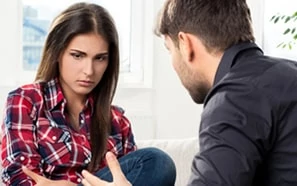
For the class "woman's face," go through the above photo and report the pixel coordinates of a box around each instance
[58,32,109,100]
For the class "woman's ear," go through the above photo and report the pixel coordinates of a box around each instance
[177,32,194,63]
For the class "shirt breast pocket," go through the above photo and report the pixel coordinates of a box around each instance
[37,118,72,165]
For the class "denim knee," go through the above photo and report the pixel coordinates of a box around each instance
[137,147,176,185]
[87,147,177,186]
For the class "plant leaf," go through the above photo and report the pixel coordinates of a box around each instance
[292,28,296,34]
[283,28,291,35]
[285,16,291,23]
[277,42,284,48]
[289,43,292,50]
[274,16,280,23]
[294,34,297,40]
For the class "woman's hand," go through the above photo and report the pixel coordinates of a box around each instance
[22,166,76,186]
[81,152,131,186]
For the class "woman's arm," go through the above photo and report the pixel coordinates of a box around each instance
[120,114,137,154]
[1,92,41,185]
[22,166,76,186]
[111,106,137,155]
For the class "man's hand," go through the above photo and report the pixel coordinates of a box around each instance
[22,166,76,186]
[81,152,131,186]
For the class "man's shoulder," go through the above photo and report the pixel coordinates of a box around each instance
[223,55,297,93]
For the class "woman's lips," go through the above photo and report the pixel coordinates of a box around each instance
[77,80,95,87]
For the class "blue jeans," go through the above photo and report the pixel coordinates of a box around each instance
[79,147,176,186]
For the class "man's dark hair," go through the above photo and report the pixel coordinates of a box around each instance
[155,0,255,52]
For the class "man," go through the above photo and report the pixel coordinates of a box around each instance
[155,1,297,185]
[24,0,297,185]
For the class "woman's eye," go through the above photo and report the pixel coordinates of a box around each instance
[95,55,108,62]
[70,53,83,60]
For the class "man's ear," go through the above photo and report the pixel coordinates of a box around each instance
[178,32,194,63]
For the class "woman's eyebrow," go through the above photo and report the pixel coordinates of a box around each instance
[70,49,109,56]
[69,49,86,55]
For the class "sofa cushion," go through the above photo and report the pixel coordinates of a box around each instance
[137,137,199,186]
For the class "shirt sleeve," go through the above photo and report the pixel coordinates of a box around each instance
[188,82,273,186]
[111,106,137,155]
[1,92,42,186]
[120,114,137,154]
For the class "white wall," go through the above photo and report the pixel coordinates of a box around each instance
[152,37,203,139]
[0,1,22,119]
[247,0,264,47]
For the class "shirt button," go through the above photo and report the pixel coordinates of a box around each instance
[80,119,84,124]
[77,178,82,183]
[52,136,57,141]
[20,156,25,161]
[84,159,89,164]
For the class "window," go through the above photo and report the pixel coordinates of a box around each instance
[20,0,153,87]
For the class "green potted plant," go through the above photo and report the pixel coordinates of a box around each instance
[270,11,297,49]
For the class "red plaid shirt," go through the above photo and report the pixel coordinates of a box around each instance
[1,79,136,185]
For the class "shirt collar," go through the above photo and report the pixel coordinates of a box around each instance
[85,95,95,116]
[213,42,263,85]
[43,78,64,111]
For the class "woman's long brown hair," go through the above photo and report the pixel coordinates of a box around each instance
[35,2,119,171]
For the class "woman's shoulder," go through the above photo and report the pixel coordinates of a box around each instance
[9,82,43,96]
[110,105,132,130]
[111,105,131,122]
[7,82,45,104]
[111,105,125,115]
[111,105,127,122]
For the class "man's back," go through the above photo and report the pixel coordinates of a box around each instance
[189,42,297,185]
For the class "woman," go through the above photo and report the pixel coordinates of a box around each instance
[1,2,176,186]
